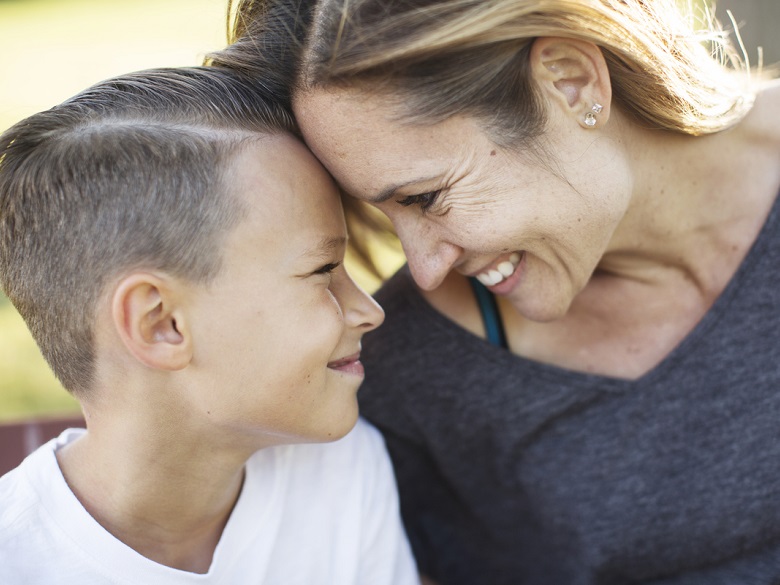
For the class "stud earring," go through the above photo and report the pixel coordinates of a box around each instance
[584,103,603,128]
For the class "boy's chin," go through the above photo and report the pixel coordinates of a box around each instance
[313,400,361,444]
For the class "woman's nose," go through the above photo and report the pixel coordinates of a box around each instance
[395,220,462,291]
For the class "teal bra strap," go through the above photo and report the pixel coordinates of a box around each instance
[467,277,508,349]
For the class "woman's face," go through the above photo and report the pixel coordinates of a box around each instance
[294,88,632,322]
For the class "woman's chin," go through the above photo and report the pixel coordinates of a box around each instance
[509,289,575,323]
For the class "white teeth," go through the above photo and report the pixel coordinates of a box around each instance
[476,253,522,287]
[497,261,515,278]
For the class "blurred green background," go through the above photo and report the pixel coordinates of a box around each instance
[0,0,778,422]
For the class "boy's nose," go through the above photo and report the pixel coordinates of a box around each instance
[340,272,385,333]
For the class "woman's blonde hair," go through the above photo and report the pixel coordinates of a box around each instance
[219,0,758,136]
[210,0,762,275]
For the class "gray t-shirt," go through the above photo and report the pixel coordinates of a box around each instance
[359,194,780,585]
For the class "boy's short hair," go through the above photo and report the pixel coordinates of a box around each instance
[0,66,297,395]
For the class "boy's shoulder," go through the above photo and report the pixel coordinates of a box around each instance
[238,416,395,535]
[0,462,47,574]
[234,417,418,584]
[0,428,81,520]
[0,428,87,579]
[0,455,41,527]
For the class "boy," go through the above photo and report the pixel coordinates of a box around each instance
[0,66,418,584]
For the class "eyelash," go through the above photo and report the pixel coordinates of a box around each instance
[313,261,341,276]
[397,190,442,213]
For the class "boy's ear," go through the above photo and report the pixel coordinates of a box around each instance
[530,37,612,128]
[111,273,193,371]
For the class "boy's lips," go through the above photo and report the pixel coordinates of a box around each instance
[327,352,365,376]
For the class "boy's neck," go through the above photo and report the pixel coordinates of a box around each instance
[56,420,246,574]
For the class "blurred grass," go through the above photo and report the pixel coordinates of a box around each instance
[0,0,403,422]
[0,295,79,420]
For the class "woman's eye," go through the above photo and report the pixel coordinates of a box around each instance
[397,190,441,212]
[313,261,341,276]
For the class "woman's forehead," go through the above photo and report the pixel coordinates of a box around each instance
[294,87,396,138]
[294,88,486,194]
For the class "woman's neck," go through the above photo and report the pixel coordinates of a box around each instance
[602,87,780,298]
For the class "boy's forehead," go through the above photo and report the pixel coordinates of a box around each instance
[230,134,327,195]
[224,135,346,254]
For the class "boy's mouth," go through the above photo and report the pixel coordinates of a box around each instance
[327,353,365,376]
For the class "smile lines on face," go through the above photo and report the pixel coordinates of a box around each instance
[475,253,522,287]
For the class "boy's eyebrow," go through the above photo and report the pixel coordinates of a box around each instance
[301,235,348,258]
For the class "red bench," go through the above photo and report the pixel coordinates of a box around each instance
[0,415,85,476]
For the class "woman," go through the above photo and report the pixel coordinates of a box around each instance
[209,1,780,583]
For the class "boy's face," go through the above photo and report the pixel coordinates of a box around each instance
[184,135,384,445]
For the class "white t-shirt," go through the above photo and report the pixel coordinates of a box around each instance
[0,418,418,584]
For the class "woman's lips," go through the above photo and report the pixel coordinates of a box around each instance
[488,253,525,295]
[475,252,522,287]
[327,353,365,376]
[473,251,525,295]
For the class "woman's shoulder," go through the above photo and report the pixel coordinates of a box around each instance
[736,79,780,144]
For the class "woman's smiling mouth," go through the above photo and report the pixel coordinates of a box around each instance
[475,252,523,287]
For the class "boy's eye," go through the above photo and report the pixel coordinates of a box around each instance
[397,189,442,212]
[313,261,341,276]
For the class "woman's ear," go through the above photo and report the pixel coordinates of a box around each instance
[530,36,613,129]
[111,273,193,371]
